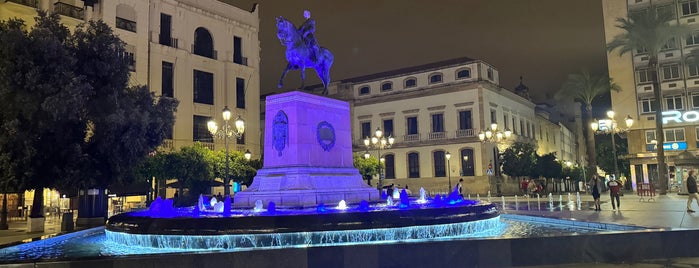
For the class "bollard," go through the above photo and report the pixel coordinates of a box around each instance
[61,212,74,232]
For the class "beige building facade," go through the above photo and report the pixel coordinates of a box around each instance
[603,0,699,191]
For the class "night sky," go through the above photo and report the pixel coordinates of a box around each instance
[228,0,609,104]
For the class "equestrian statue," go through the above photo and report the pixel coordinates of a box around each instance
[276,10,334,95]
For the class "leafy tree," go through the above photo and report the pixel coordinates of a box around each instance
[500,142,537,181]
[210,149,257,189]
[556,70,620,181]
[168,144,213,206]
[535,153,563,188]
[353,153,379,186]
[595,135,630,179]
[607,7,690,194]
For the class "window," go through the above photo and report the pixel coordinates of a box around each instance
[162,61,173,97]
[236,133,245,145]
[689,63,699,77]
[233,36,244,64]
[658,4,676,18]
[193,115,212,142]
[520,121,525,137]
[122,45,135,72]
[687,32,699,46]
[487,68,494,80]
[458,110,472,130]
[361,122,371,139]
[193,27,214,59]
[460,149,474,176]
[692,94,699,109]
[159,13,172,46]
[429,73,443,84]
[665,128,685,142]
[456,68,471,79]
[645,130,656,144]
[431,113,444,133]
[662,38,677,50]
[683,0,699,16]
[636,68,653,83]
[490,109,497,125]
[640,98,657,114]
[115,4,136,32]
[384,154,395,179]
[433,151,446,177]
[406,117,418,135]
[532,125,536,139]
[359,86,370,95]
[236,78,246,109]
[512,117,517,134]
[662,64,680,80]
[503,114,509,130]
[636,47,648,54]
[696,127,699,141]
[381,82,393,91]
[408,152,420,178]
[665,95,683,110]
[193,70,214,104]
[383,119,393,137]
[404,78,417,88]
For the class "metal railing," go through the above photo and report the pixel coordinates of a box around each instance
[5,0,38,8]
[53,2,84,20]
[191,44,217,59]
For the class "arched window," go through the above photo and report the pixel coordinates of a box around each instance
[408,152,420,178]
[460,148,474,176]
[194,27,215,59]
[429,73,443,84]
[456,68,471,79]
[381,82,393,92]
[433,151,446,177]
[359,86,370,95]
[384,154,395,179]
[404,77,417,88]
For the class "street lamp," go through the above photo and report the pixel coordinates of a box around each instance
[478,123,513,151]
[364,127,395,189]
[208,106,245,197]
[244,149,252,161]
[445,151,452,191]
[590,110,633,182]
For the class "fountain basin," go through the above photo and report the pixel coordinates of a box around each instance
[106,200,498,236]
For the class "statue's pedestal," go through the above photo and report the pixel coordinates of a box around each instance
[234,91,379,207]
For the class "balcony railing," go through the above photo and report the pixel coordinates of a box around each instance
[428,132,446,140]
[115,17,136,33]
[404,134,420,143]
[456,129,475,138]
[6,0,38,8]
[234,56,248,66]
[200,142,215,150]
[53,2,84,20]
[191,44,217,60]
[160,139,174,150]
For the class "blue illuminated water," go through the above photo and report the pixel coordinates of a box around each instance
[0,214,641,263]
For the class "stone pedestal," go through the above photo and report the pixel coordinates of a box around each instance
[27,217,45,233]
[234,91,379,207]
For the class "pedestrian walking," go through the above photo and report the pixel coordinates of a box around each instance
[607,178,622,211]
[588,175,602,211]
[687,170,698,213]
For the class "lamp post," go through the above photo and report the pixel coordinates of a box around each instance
[590,110,633,182]
[478,123,513,149]
[446,151,452,191]
[364,128,394,190]
[207,106,245,197]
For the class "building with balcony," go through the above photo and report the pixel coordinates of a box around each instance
[303,57,550,194]
[603,0,699,191]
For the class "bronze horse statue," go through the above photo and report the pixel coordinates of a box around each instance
[276,16,334,95]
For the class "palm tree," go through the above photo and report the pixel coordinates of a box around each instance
[556,70,620,181]
[607,7,690,194]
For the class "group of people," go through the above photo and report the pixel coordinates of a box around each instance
[588,175,623,211]
[520,178,544,197]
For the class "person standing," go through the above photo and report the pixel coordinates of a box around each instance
[588,175,602,211]
[607,178,622,211]
[520,178,528,196]
[687,170,698,213]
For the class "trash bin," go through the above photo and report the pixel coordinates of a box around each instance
[61,212,74,232]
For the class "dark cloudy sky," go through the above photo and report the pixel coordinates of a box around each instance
[229,0,608,102]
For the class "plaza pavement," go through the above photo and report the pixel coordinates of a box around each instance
[1,191,699,267]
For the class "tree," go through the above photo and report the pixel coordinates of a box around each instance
[210,149,258,188]
[535,153,563,189]
[556,70,620,181]
[595,135,630,180]
[607,7,690,194]
[353,153,379,186]
[500,142,537,181]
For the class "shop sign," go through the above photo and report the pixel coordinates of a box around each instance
[662,111,699,124]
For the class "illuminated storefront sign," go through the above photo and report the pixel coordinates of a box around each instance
[646,141,687,151]
[662,111,699,124]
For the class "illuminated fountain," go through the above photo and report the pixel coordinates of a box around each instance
[105,91,500,250]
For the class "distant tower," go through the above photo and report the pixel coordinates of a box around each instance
[514,76,531,100]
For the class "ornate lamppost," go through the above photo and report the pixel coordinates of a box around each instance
[208,106,245,197]
[478,123,512,147]
[446,151,452,191]
[364,128,394,190]
[590,110,633,182]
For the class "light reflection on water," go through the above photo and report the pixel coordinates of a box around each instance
[0,217,607,263]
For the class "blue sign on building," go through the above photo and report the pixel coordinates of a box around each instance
[646,142,687,151]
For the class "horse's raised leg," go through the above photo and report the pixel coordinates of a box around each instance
[278,63,293,88]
